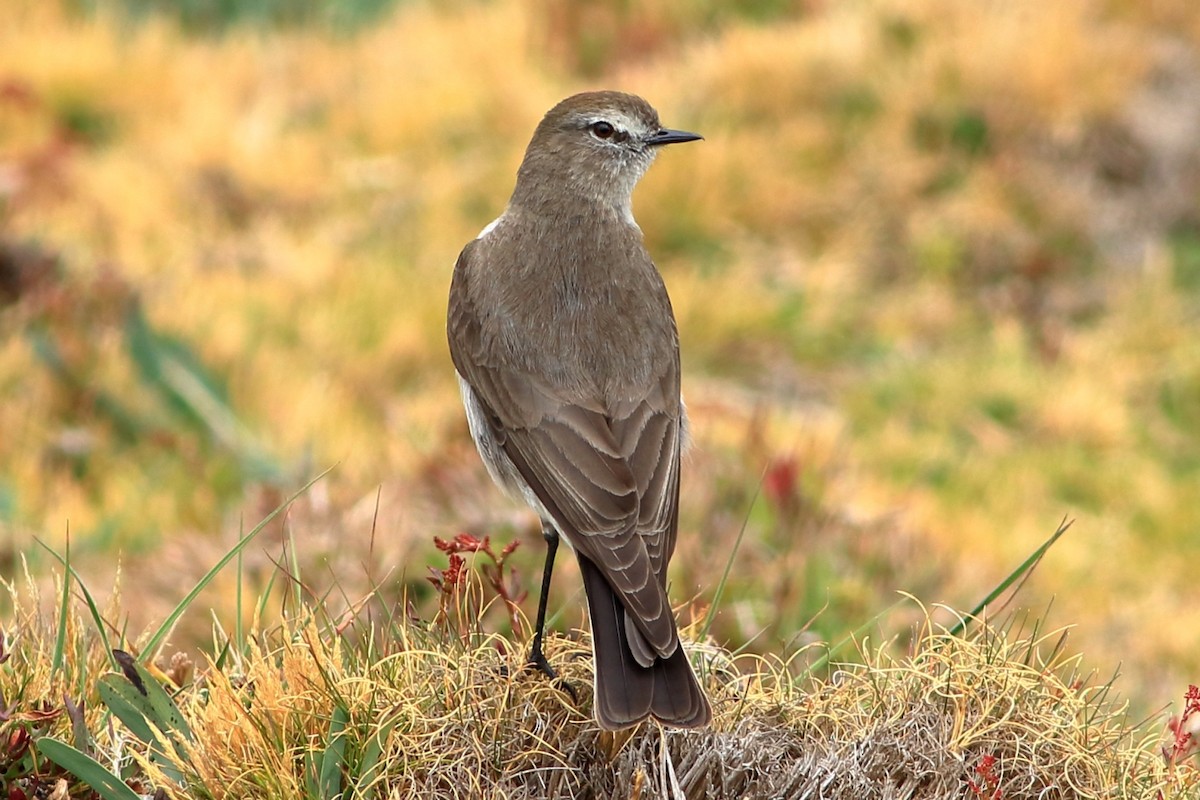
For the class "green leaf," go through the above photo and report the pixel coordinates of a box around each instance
[113,651,193,741]
[98,653,192,784]
[318,705,349,799]
[357,716,397,799]
[124,302,229,425]
[35,738,143,800]
[63,693,93,755]
[99,661,192,742]
[97,674,156,743]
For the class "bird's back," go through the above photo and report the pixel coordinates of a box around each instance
[451,205,680,416]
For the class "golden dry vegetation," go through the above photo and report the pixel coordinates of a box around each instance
[3,0,1200,795]
[6,569,1200,798]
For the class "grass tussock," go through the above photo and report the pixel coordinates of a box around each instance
[4,559,1199,799]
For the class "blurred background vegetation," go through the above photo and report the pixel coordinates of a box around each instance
[2,0,1199,722]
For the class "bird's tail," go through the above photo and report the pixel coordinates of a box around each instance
[578,555,712,730]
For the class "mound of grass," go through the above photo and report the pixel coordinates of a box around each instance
[154,622,1194,798]
[3,534,1198,799]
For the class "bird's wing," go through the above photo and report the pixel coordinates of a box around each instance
[608,385,681,584]
[448,244,680,657]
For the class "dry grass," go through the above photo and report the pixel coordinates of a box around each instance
[5,564,1199,799]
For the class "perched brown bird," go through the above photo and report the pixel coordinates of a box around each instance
[447,90,710,730]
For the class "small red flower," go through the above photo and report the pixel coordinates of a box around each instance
[966,754,1002,799]
[1164,684,1200,769]
[427,553,467,593]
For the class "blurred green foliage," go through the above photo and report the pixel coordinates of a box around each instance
[76,0,401,32]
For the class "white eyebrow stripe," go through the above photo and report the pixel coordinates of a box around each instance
[587,112,631,130]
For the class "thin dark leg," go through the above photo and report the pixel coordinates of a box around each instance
[527,522,560,679]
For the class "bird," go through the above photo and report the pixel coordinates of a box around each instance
[447,90,711,730]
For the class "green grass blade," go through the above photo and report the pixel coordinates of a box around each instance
[214,636,233,672]
[51,530,70,675]
[700,475,763,642]
[357,716,397,800]
[948,516,1073,638]
[36,738,143,800]
[35,537,118,672]
[236,515,245,653]
[318,704,349,799]
[139,467,334,662]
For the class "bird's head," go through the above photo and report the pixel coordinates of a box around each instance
[512,91,701,219]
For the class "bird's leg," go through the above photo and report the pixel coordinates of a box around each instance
[527,521,560,680]
[524,522,578,701]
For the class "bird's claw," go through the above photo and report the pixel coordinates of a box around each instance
[526,646,578,702]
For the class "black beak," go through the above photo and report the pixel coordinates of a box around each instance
[647,128,703,147]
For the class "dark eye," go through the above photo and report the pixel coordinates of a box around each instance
[590,121,615,139]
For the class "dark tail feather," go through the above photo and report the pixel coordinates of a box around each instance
[578,555,712,730]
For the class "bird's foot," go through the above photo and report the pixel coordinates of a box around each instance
[526,643,578,701]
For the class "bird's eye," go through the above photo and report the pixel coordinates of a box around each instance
[590,121,616,140]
